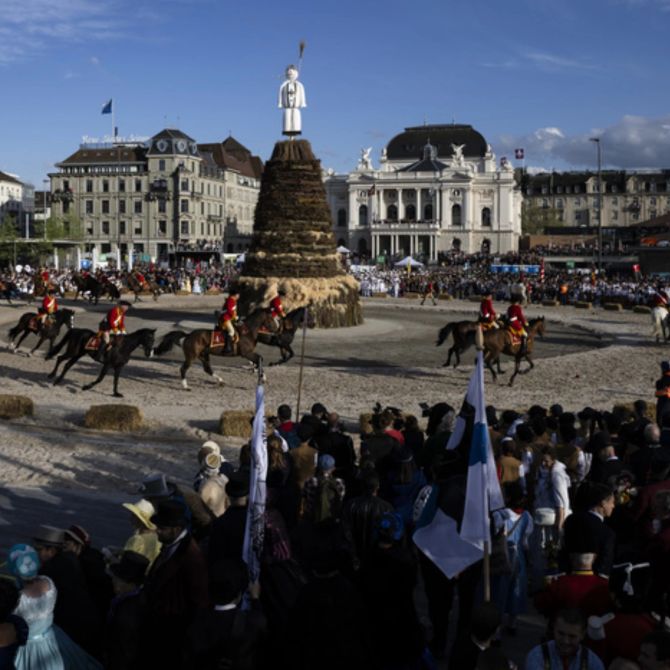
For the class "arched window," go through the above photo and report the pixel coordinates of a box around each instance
[481,238,491,254]
[387,204,398,221]
[406,204,416,221]
[226,243,234,253]
[452,238,461,251]
[424,203,433,220]
[337,208,347,227]
[481,207,491,227]
[452,204,462,226]
[358,238,368,254]
[358,204,368,226]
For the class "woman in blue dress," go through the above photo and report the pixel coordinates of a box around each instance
[8,544,102,670]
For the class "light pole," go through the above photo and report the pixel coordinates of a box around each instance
[42,178,49,240]
[589,137,602,272]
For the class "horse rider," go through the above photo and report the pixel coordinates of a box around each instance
[40,267,50,284]
[421,278,437,306]
[38,289,58,329]
[134,269,147,289]
[479,290,499,330]
[218,287,240,353]
[270,289,287,329]
[95,300,131,360]
[652,284,669,310]
[507,295,529,355]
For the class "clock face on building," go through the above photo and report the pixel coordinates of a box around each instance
[189,142,198,155]
[176,139,187,153]
[156,139,169,153]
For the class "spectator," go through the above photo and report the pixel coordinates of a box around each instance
[208,473,250,564]
[0,578,26,670]
[121,499,161,565]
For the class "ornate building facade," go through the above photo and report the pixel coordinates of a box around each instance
[49,129,261,264]
[324,124,522,260]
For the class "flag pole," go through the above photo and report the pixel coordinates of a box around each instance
[295,304,309,419]
[111,99,115,141]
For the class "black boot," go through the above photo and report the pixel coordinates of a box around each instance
[519,336,528,356]
[224,335,233,354]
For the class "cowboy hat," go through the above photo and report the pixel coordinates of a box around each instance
[122,499,156,530]
[31,525,64,548]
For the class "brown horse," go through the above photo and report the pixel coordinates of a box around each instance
[436,320,480,368]
[126,273,161,302]
[483,317,546,386]
[153,307,279,390]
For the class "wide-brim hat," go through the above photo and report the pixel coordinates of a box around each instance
[108,550,150,584]
[138,473,176,499]
[31,525,65,547]
[63,525,90,547]
[150,500,188,528]
[122,499,156,530]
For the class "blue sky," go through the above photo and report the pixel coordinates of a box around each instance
[1,0,670,186]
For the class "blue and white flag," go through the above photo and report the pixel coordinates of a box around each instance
[101,99,113,115]
[243,381,267,585]
[414,349,503,577]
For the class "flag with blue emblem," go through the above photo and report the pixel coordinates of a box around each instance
[101,99,113,115]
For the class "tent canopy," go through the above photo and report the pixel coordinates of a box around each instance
[336,245,351,254]
[394,256,424,268]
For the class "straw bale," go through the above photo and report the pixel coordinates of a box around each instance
[542,300,560,307]
[0,395,34,420]
[372,292,388,299]
[604,303,623,311]
[404,293,420,300]
[575,301,592,309]
[84,404,143,431]
[218,410,272,438]
[438,294,453,301]
[633,305,652,314]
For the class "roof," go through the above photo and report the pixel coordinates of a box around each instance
[398,158,448,173]
[150,128,196,142]
[221,136,251,159]
[386,124,488,161]
[0,171,22,185]
[198,141,263,180]
[629,212,670,229]
[57,146,147,166]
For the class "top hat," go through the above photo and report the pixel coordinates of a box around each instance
[109,550,150,584]
[150,500,188,528]
[138,473,176,498]
[225,472,249,499]
[31,525,65,547]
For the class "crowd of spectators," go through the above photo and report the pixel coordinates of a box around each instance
[1,363,670,669]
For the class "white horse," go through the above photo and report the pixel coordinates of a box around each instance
[651,306,670,342]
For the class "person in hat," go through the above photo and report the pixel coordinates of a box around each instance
[121,499,161,566]
[104,551,150,670]
[506,294,529,355]
[217,286,240,353]
[30,525,102,656]
[301,453,346,524]
[37,288,58,329]
[10,544,103,670]
[655,362,670,427]
[194,449,229,518]
[208,472,249,566]
[479,290,499,330]
[269,288,287,329]
[95,300,131,361]
[140,500,208,668]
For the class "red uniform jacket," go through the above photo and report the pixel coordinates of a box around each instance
[534,572,610,620]
[42,295,57,314]
[652,291,669,307]
[480,298,496,322]
[106,306,126,333]
[507,304,527,327]
[40,271,49,283]
[270,296,284,318]
[221,296,237,322]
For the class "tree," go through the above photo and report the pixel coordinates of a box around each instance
[521,203,562,236]
[0,214,18,241]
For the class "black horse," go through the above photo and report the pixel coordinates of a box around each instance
[71,273,120,304]
[8,309,75,356]
[256,307,315,365]
[46,328,156,397]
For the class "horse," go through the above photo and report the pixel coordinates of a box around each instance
[651,306,670,343]
[482,317,546,387]
[436,320,480,368]
[7,308,75,356]
[46,328,156,397]
[0,278,16,305]
[126,273,161,302]
[71,273,120,304]
[256,307,316,365]
[153,308,279,390]
[27,277,64,304]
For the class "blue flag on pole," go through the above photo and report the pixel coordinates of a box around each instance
[101,99,112,115]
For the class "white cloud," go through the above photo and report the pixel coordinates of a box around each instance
[495,114,670,169]
[90,56,100,66]
[482,50,597,72]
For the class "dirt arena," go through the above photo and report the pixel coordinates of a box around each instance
[0,294,666,494]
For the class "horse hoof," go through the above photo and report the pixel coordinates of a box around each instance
[82,385,91,391]
[113,393,124,398]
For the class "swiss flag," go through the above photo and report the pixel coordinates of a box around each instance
[514,148,524,160]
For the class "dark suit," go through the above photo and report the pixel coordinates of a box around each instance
[141,532,209,669]
[104,590,144,670]
[208,505,248,565]
[560,511,616,577]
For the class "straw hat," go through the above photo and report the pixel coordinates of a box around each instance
[122,499,156,530]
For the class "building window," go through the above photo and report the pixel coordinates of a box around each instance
[575,197,581,206]
[159,159,166,171]
[387,204,398,221]
[134,200,142,214]
[86,179,93,193]
[423,204,433,220]
[650,196,657,205]
[481,238,491,254]
[180,221,189,236]
[102,180,109,193]
[336,209,346,227]
[181,179,189,192]
[102,200,110,214]
[85,200,94,214]
[612,211,618,220]
[556,199,564,209]
[102,221,110,235]
[451,204,462,226]
[481,207,491,227]
[158,200,166,213]
[119,221,126,235]
[181,199,189,213]
[119,200,126,214]
[63,200,70,214]
[119,179,126,192]
[135,224,142,235]
[452,238,461,251]
[405,204,416,221]
[158,220,167,235]
[200,222,204,235]
[358,204,368,226]
[134,179,142,192]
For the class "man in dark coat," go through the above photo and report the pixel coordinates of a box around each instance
[656,361,670,426]
[208,473,249,565]
[140,500,209,669]
[560,483,616,577]
[315,412,357,487]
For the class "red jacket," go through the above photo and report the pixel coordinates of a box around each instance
[221,296,238,322]
[507,304,527,326]
[480,298,496,322]
[270,296,285,318]
[40,270,49,282]
[652,291,669,307]
[42,295,57,314]
[535,572,610,619]
[106,306,126,333]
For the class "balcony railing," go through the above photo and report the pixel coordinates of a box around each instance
[370,219,440,230]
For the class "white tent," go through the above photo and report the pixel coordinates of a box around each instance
[336,245,351,254]
[394,256,424,268]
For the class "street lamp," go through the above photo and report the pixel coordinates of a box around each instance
[589,137,602,272]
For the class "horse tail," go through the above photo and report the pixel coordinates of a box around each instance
[154,330,187,356]
[45,329,71,360]
[436,322,454,347]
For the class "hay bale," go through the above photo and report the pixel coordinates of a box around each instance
[63,291,77,299]
[542,300,560,307]
[219,410,256,438]
[404,292,420,299]
[438,294,453,301]
[575,301,592,309]
[0,395,33,420]
[206,288,221,295]
[176,290,191,296]
[84,404,143,431]
[469,295,482,302]
[633,305,652,314]
[604,303,623,311]
[372,292,389,299]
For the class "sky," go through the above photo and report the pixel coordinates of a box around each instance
[1,0,670,186]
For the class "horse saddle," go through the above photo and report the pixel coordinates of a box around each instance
[29,316,40,330]
[86,335,102,351]
[506,330,522,346]
[210,330,227,348]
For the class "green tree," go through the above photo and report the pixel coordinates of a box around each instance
[0,214,18,241]
[521,203,562,235]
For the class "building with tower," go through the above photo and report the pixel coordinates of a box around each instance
[323,124,522,260]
